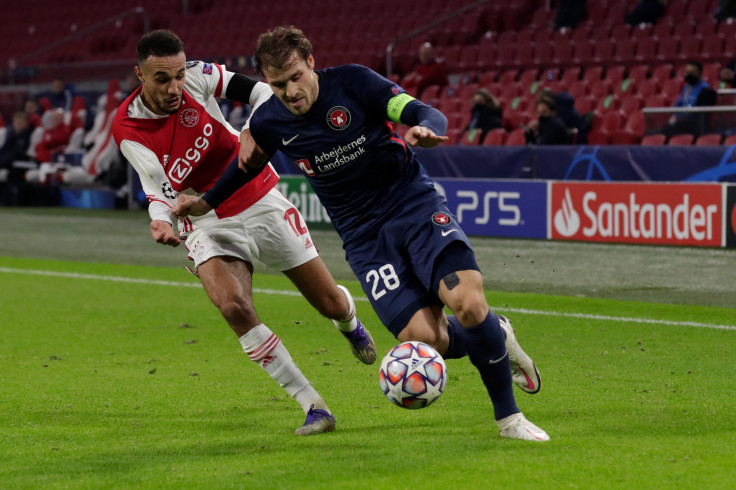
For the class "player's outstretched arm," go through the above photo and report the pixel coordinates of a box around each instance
[403,126,448,148]
[393,96,448,149]
[150,219,181,247]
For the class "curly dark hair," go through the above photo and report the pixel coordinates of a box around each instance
[137,29,184,62]
[255,26,312,75]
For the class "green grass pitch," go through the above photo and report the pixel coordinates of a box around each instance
[1,255,735,489]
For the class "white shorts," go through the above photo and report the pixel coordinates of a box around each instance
[181,188,318,271]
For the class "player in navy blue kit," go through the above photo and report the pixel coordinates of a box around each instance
[176,26,549,441]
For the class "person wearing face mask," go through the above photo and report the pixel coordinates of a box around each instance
[525,97,571,145]
[663,61,717,140]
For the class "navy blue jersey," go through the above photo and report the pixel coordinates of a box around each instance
[249,64,440,245]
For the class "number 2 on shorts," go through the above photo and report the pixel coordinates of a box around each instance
[366,264,400,300]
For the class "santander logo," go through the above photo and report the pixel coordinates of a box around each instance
[551,183,722,247]
[553,188,580,237]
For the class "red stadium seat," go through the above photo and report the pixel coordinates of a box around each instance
[641,134,667,145]
[567,80,590,100]
[636,79,659,99]
[627,65,650,85]
[482,128,507,145]
[599,110,625,133]
[518,68,540,87]
[593,39,616,65]
[656,36,680,64]
[662,78,684,101]
[634,38,658,63]
[605,65,627,87]
[723,134,736,145]
[672,20,695,38]
[505,128,527,145]
[512,42,534,69]
[459,129,484,146]
[587,129,610,145]
[678,36,703,62]
[695,134,722,146]
[606,4,628,23]
[611,23,631,41]
[575,95,597,114]
[668,134,694,145]
[478,71,498,86]
[700,34,724,62]
[560,67,582,86]
[590,79,613,99]
[532,43,554,69]
[573,40,596,65]
[582,66,604,84]
[643,94,668,107]
[620,94,644,113]
[651,64,674,83]
[498,70,519,86]
[552,39,575,66]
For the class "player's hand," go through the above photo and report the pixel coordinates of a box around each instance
[239,128,269,172]
[150,220,180,247]
[404,126,449,148]
[173,194,212,218]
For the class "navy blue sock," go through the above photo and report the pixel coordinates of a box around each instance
[463,311,519,420]
[443,315,468,359]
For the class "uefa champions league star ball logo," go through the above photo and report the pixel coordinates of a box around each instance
[179,108,199,128]
[326,106,351,131]
[161,182,177,200]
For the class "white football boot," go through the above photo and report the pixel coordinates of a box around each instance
[497,412,550,441]
[498,315,541,394]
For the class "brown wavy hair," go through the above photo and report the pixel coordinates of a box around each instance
[255,26,313,75]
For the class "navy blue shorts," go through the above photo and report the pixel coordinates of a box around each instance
[345,200,480,338]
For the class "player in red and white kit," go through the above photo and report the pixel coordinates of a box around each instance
[112,29,376,435]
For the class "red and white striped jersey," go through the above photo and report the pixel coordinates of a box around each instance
[112,61,277,224]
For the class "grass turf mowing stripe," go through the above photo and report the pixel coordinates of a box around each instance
[2,266,734,331]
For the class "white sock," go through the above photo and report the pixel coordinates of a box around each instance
[239,324,328,413]
[332,285,358,333]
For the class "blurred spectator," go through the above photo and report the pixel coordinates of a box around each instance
[714,0,736,21]
[34,109,71,163]
[23,98,42,129]
[47,78,74,111]
[525,98,571,145]
[0,111,33,170]
[120,72,141,98]
[718,58,736,88]
[554,0,587,29]
[625,0,666,26]
[400,42,449,98]
[537,88,588,143]
[459,88,503,144]
[663,61,717,139]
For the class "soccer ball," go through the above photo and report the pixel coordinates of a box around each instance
[378,341,447,409]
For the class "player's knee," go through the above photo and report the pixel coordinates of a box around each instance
[448,294,488,326]
[218,298,259,327]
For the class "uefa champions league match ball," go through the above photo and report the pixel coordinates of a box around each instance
[378,341,447,409]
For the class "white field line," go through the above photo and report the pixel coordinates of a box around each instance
[2,267,735,331]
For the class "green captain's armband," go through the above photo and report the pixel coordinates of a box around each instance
[386,93,415,124]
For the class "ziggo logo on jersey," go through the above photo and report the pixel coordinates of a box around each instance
[167,123,213,184]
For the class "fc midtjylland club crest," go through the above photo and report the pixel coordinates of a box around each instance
[432,212,451,225]
[326,106,351,130]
